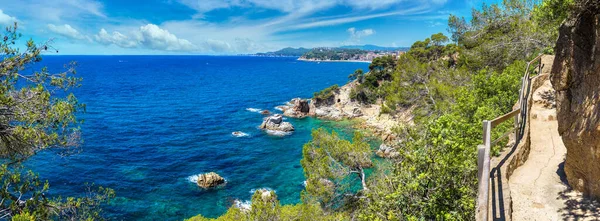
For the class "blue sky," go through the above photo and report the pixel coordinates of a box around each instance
[0,0,498,55]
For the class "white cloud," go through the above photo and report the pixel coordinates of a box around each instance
[138,24,197,51]
[344,27,375,44]
[179,0,433,14]
[0,9,17,26]
[347,27,375,38]
[288,6,429,30]
[95,28,138,48]
[47,24,86,40]
[2,0,105,22]
[94,24,198,52]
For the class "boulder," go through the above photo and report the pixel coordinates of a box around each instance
[375,144,400,159]
[260,110,271,115]
[260,114,295,132]
[267,114,283,124]
[292,98,310,113]
[196,172,225,188]
[551,3,600,197]
[282,98,311,118]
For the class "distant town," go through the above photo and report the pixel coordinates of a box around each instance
[251,45,409,62]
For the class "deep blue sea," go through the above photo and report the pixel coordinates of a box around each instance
[22,56,369,220]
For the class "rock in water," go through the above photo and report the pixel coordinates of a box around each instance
[260,110,271,115]
[259,114,295,132]
[196,172,225,188]
[283,98,311,118]
[551,2,600,197]
[267,114,283,124]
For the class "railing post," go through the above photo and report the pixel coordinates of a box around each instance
[477,144,485,181]
[477,120,492,221]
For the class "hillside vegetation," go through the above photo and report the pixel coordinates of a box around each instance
[301,48,367,61]
[189,0,574,220]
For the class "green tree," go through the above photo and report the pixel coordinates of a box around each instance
[348,69,364,82]
[448,15,469,43]
[300,129,372,211]
[187,189,349,221]
[430,33,449,46]
[0,23,114,220]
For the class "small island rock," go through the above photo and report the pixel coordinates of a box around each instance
[260,114,295,132]
[196,172,225,188]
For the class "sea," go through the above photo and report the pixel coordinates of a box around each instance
[22,56,370,220]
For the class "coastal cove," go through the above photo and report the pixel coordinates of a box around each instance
[21,56,370,220]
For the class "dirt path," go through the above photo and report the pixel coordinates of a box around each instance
[509,57,600,220]
[509,77,570,220]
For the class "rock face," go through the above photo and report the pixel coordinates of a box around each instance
[282,98,311,118]
[259,114,295,132]
[551,3,600,197]
[196,172,225,188]
[375,144,400,158]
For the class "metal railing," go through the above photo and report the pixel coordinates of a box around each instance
[475,54,544,221]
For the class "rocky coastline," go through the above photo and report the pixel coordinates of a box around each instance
[278,81,414,158]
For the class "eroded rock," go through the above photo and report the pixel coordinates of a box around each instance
[551,3,600,197]
[282,98,311,118]
[196,172,225,188]
[260,114,295,132]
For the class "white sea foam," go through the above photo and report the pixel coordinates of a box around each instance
[232,131,249,137]
[246,108,261,113]
[274,106,284,111]
[187,174,227,185]
[249,187,276,194]
[187,174,200,183]
[266,130,292,136]
[302,181,307,187]
[234,200,251,211]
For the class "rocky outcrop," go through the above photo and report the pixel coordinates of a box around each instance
[278,81,413,141]
[260,110,271,115]
[259,114,294,132]
[375,144,400,158]
[196,172,225,188]
[281,98,311,118]
[551,3,600,197]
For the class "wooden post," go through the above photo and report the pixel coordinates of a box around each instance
[477,121,492,221]
[477,144,485,181]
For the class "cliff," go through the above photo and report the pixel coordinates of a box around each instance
[279,81,413,143]
[551,1,600,197]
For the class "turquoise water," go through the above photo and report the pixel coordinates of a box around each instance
[23,56,369,220]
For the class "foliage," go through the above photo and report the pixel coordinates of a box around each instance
[349,56,397,104]
[446,0,558,71]
[190,0,575,220]
[313,84,339,104]
[256,47,311,57]
[301,128,371,211]
[0,23,114,220]
[186,190,349,221]
[348,69,364,82]
[301,48,367,61]
[407,33,457,62]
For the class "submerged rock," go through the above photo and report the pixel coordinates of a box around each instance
[260,110,271,115]
[259,114,295,132]
[196,172,225,188]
